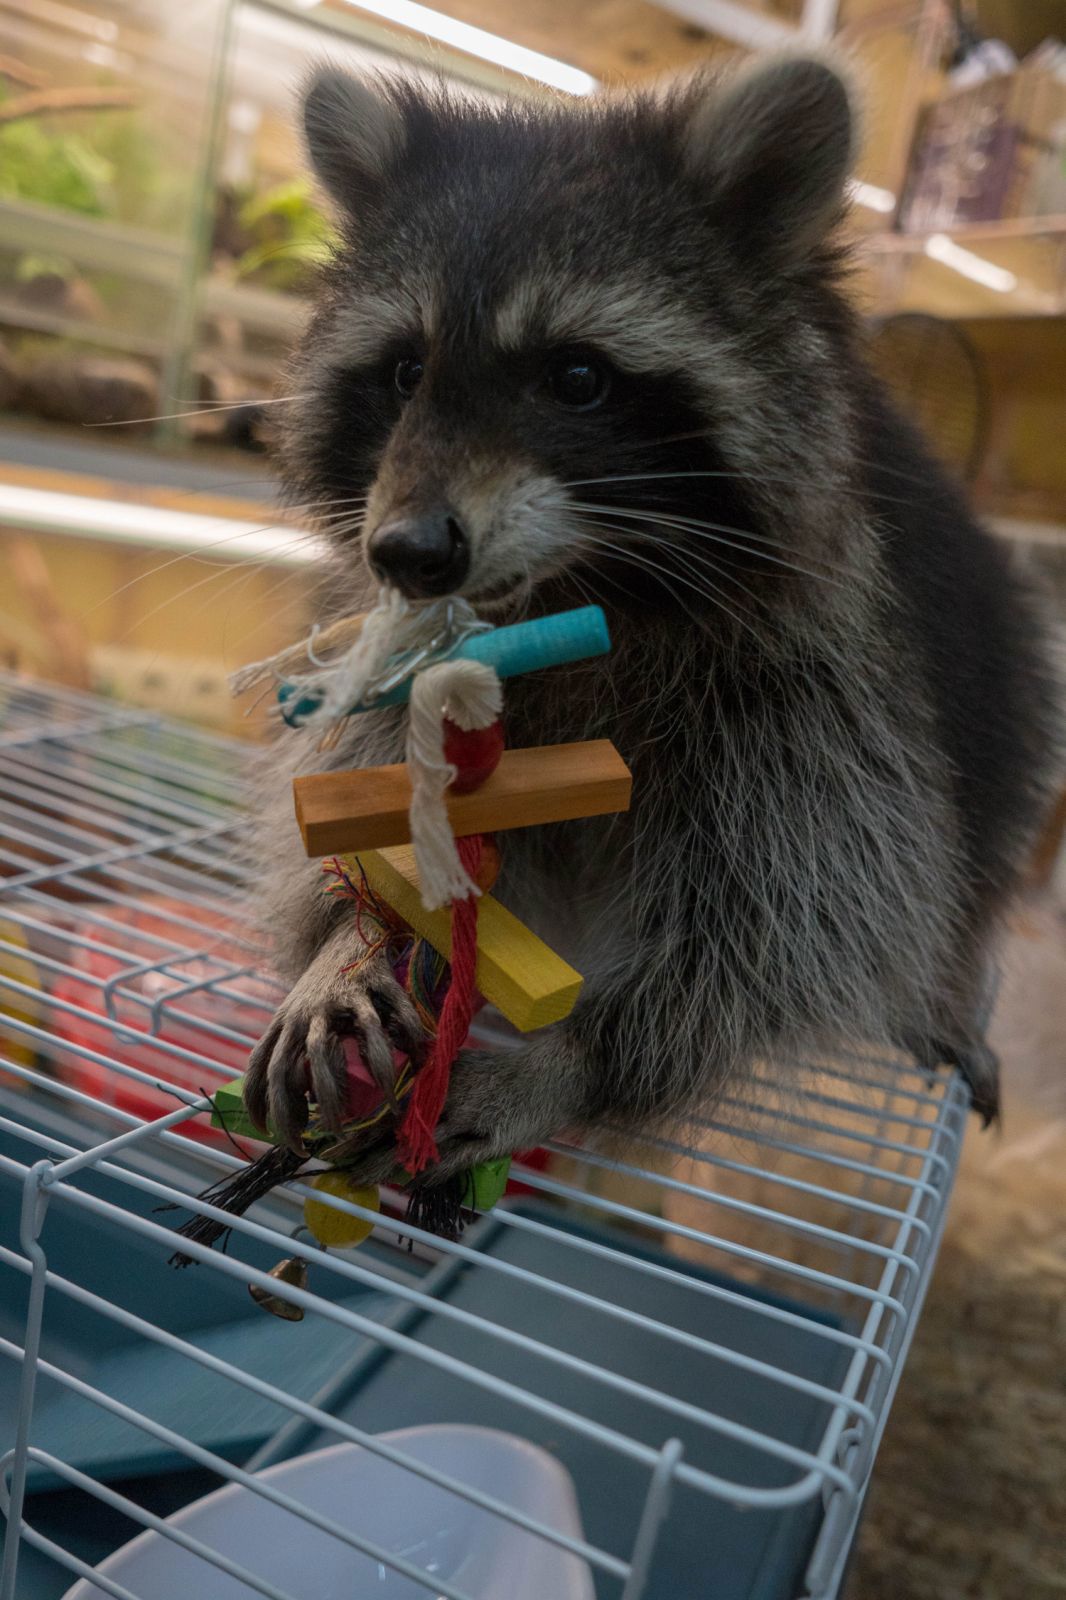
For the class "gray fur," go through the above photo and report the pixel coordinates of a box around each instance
[245,60,1059,1173]
[304,68,407,209]
[683,55,857,260]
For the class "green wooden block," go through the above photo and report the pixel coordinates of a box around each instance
[210,1075,270,1143]
[210,1076,511,1212]
[462,1156,512,1211]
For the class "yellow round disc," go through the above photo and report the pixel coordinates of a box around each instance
[303,1171,380,1247]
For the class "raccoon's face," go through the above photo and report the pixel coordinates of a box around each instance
[283,58,856,623]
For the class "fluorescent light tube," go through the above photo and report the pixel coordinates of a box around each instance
[848,178,896,214]
[0,483,324,565]
[925,232,1018,294]
[339,0,597,95]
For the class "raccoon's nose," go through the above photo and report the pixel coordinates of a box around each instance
[366,512,470,598]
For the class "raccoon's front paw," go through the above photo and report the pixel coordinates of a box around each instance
[424,1044,588,1180]
[244,948,425,1151]
[322,1043,578,1185]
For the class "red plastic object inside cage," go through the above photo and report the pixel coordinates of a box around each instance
[50,901,267,1148]
[48,901,558,1181]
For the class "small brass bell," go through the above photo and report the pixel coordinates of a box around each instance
[248,1255,307,1320]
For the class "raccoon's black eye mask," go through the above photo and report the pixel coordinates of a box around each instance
[388,343,613,415]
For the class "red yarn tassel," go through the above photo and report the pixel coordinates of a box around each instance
[397,833,482,1174]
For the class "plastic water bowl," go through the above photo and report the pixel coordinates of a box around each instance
[63,1424,596,1600]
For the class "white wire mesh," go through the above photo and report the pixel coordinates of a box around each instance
[0,672,970,1600]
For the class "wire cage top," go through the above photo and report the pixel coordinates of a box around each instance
[0,673,969,1600]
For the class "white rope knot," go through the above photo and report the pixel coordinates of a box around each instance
[406,659,503,910]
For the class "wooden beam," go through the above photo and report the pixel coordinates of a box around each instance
[652,0,837,49]
[294,739,631,857]
[0,87,138,124]
[357,844,583,1032]
[650,0,799,50]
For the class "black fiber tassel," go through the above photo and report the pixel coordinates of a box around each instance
[165,1145,305,1267]
[405,1172,471,1243]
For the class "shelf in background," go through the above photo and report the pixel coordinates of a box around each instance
[989,515,1066,548]
[0,196,186,290]
[0,418,276,503]
[854,215,1066,319]
[0,296,170,362]
[0,420,300,563]
[0,198,312,378]
[863,216,1066,250]
[201,279,311,339]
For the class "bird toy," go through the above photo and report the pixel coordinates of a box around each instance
[169,594,630,1289]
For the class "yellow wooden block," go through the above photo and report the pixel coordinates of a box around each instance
[352,845,582,1032]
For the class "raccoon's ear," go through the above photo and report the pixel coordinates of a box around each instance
[682,56,855,260]
[302,68,408,211]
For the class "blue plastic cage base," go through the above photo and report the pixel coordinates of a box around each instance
[269,1203,851,1600]
[6,1186,851,1600]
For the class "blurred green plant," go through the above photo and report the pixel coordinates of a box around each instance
[14,254,75,281]
[233,178,336,291]
[0,113,113,215]
[91,108,187,231]
[0,84,186,232]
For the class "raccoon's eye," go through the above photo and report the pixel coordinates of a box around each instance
[546,352,610,411]
[394,355,424,398]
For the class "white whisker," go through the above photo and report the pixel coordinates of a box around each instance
[578,519,766,614]
[83,524,329,617]
[561,461,932,509]
[84,394,306,429]
[575,525,765,643]
[569,501,844,586]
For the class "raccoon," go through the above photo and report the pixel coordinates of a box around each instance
[245,57,1059,1180]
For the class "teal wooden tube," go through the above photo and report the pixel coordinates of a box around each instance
[372,605,611,709]
[278,605,610,725]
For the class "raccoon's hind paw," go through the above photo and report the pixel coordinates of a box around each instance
[910,1035,1000,1126]
[946,1040,1000,1126]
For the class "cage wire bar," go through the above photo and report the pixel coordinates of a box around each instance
[0,672,970,1600]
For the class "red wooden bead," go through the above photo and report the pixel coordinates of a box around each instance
[338,1038,407,1120]
[444,716,505,793]
[473,834,502,892]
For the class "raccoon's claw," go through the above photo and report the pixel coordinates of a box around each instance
[245,948,425,1151]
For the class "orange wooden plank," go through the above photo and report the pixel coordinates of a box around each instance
[294,739,631,857]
